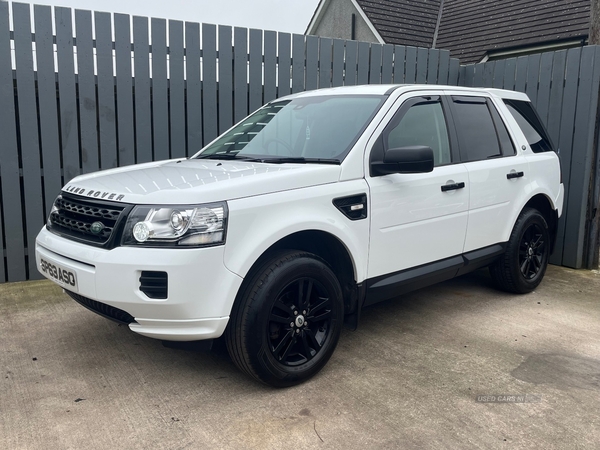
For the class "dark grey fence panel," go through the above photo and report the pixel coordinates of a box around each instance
[264,30,277,102]
[552,48,582,265]
[405,47,417,83]
[217,25,232,134]
[525,54,541,105]
[547,50,567,143]
[0,1,23,281]
[331,38,344,87]
[234,27,248,120]
[278,32,292,96]
[319,37,332,88]
[514,56,528,92]
[437,49,450,85]
[133,16,152,163]
[535,52,554,123]
[369,43,382,84]
[357,41,369,84]
[305,35,318,91]
[55,7,80,182]
[35,5,62,216]
[249,29,263,112]
[291,34,304,93]
[115,13,135,165]
[75,9,99,173]
[382,44,394,84]
[448,58,459,85]
[393,46,405,83]
[502,58,517,90]
[151,18,169,161]
[427,49,439,84]
[416,47,427,83]
[202,24,218,143]
[492,59,505,88]
[13,3,43,279]
[169,20,186,159]
[344,40,358,85]
[96,12,118,169]
[481,61,494,87]
[563,47,600,268]
[186,22,202,153]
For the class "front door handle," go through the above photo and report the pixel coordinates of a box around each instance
[441,182,465,192]
[507,171,524,179]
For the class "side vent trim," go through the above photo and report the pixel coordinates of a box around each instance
[333,194,368,221]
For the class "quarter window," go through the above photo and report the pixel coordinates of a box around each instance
[503,99,554,153]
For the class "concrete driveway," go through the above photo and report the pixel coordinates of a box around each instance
[1,265,599,449]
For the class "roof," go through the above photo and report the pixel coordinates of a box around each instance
[307,0,591,64]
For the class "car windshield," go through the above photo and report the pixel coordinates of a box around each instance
[194,95,385,163]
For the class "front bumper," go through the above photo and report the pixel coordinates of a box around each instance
[35,226,243,341]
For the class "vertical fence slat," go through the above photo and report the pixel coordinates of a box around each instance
[416,47,428,83]
[492,59,505,88]
[151,18,169,161]
[318,37,332,88]
[381,44,393,84]
[536,52,554,124]
[291,34,304,93]
[277,32,292,97]
[448,58,460,85]
[514,56,529,93]
[357,41,370,84]
[427,49,439,84]
[546,50,567,150]
[55,7,80,181]
[264,30,277,102]
[133,16,152,163]
[481,61,494,87]
[202,24,218,142]
[551,48,582,265]
[405,46,417,83]
[331,38,344,87]
[36,5,63,216]
[344,40,358,85]
[233,27,248,121]
[437,50,450,85]
[563,47,600,268]
[14,3,44,279]
[472,63,484,86]
[393,46,405,83]
[185,22,202,153]
[502,57,517,90]
[369,43,382,84]
[74,9,99,172]
[168,20,185,158]
[460,64,475,87]
[216,25,232,133]
[525,53,541,105]
[95,12,118,168]
[1,3,25,280]
[305,35,318,91]
[115,13,135,165]
[249,29,263,112]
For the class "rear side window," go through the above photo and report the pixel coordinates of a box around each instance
[503,99,554,153]
[451,97,501,161]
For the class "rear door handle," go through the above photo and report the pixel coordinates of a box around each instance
[441,182,465,192]
[506,171,524,179]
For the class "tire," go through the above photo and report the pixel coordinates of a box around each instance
[225,251,344,387]
[490,207,550,294]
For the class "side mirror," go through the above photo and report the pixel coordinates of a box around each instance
[371,145,434,176]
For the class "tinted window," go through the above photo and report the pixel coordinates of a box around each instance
[488,102,516,155]
[504,100,554,153]
[385,101,451,166]
[452,98,501,161]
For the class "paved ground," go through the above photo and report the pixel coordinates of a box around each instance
[1,265,600,449]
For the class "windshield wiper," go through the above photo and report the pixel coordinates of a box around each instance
[196,154,263,162]
[259,157,341,165]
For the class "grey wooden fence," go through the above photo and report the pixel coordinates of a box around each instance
[0,2,598,283]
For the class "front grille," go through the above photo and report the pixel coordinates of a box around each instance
[65,290,136,325]
[47,194,128,247]
[140,271,168,299]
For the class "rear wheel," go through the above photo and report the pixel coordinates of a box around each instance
[225,251,344,387]
[490,207,550,294]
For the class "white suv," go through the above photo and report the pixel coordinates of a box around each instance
[36,85,563,386]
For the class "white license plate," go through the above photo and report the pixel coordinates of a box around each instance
[39,258,78,292]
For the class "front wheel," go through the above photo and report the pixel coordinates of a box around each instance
[490,207,550,294]
[225,251,344,387]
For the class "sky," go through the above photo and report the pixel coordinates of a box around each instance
[6,0,322,34]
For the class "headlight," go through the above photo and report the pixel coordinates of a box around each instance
[121,202,227,247]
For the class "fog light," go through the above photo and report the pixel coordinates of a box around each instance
[133,221,152,242]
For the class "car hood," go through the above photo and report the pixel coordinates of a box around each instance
[62,158,341,204]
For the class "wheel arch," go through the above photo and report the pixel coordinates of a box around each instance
[521,193,559,253]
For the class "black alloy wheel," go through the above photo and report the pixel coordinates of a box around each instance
[518,223,546,280]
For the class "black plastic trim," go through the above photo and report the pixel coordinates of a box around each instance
[441,182,465,191]
[139,271,168,299]
[507,171,524,179]
[65,290,136,325]
[333,194,368,220]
